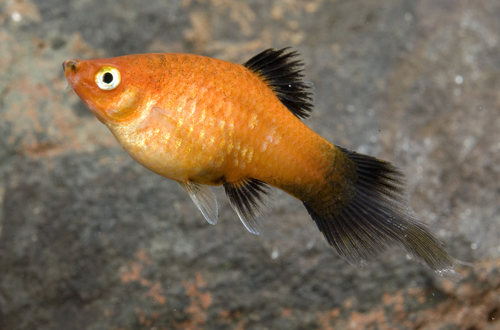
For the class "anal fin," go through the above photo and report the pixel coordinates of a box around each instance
[223,178,272,235]
[180,181,218,225]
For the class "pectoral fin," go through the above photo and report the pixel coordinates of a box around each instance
[223,178,272,235]
[180,181,218,225]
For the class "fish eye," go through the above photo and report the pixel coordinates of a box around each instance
[95,66,121,90]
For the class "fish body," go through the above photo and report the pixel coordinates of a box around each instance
[66,53,336,200]
[64,48,462,280]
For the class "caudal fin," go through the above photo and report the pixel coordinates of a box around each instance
[304,146,463,281]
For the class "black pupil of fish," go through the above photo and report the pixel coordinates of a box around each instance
[103,72,114,84]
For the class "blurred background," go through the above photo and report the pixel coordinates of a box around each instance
[1,0,499,329]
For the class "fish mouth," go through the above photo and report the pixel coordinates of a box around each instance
[62,59,82,90]
[62,59,80,73]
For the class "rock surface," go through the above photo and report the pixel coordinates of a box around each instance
[1,0,499,329]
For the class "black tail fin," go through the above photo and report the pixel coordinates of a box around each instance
[304,146,463,281]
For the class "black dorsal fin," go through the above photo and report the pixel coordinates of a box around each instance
[223,178,273,235]
[243,47,314,119]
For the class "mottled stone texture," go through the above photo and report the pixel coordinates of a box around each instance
[1,0,499,329]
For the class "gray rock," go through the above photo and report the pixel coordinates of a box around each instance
[1,0,498,329]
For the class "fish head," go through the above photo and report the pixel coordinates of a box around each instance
[63,57,148,125]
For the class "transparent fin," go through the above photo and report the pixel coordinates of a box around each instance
[223,178,272,235]
[180,181,218,225]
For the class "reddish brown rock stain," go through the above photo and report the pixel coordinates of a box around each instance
[176,273,213,329]
[145,281,167,305]
[314,261,499,329]
[120,249,167,306]
[317,308,341,330]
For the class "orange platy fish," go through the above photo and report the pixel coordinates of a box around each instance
[63,47,463,280]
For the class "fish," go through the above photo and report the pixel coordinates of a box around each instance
[63,47,463,280]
